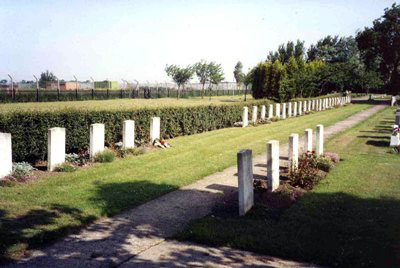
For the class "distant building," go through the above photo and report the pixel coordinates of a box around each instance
[94,80,119,90]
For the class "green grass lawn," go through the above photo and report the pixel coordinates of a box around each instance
[0,103,370,259]
[0,95,254,113]
[176,106,400,268]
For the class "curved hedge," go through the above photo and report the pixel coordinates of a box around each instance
[0,100,272,162]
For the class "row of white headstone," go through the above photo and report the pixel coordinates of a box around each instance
[237,124,324,216]
[0,117,161,177]
[242,96,351,127]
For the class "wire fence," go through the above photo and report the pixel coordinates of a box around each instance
[0,82,249,103]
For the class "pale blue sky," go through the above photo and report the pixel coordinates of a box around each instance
[0,0,397,83]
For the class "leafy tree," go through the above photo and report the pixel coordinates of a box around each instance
[242,69,253,101]
[233,61,244,89]
[165,64,194,98]
[208,62,225,100]
[356,3,400,94]
[194,60,211,99]
[267,40,305,64]
[39,70,57,88]
[251,60,286,100]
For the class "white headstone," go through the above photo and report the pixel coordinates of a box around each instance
[260,105,266,121]
[316,124,324,156]
[242,107,249,127]
[304,128,313,152]
[288,133,299,170]
[252,106,258,124]
[275,103,280,118]
[150,117,161,142]
[123,120,135,149]
[312,99,315,110]
[0,133,12,178]
[237,149,254,216]
[90,123,105,158]
[298,101,302,115]
[282,103,286,119]
[48,127,66,171]
[268,104,273,119]
[303,100,307,113]
[267,140,280,191]
[308,100,311,111]
[293,102,298,116]
[288,102,292,117]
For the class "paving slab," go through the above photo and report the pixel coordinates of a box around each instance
[5,105,385,268]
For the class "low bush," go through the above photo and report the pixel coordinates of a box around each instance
[55,163,78,172]
[94,149,115,163]
[65,151,89,166]
[316,156,334,172]
[288,152,320,189]
[10,162,35,181]
[0,99,272,163]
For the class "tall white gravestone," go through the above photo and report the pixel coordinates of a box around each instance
[288,133,299,170]
[0,133,12,178]
[237,149,254,216]
[316,124,324,156]
[312,99,315,110]
[298,101,302,115]
[242,107,248,128]
[150,117,161,142]
[48,127,66,171]
[267,140,280,191]
[303,100,307,113]
[123,120,135,149]
[293,102,298,116]
[282,103,286,119]
[90,123,105,158]
[252,106,258,124]
[308,100,311,112]
[288,102,292,117]
[260,105,266,121]
[275,103,280,118]
[268,104,273,119]
[304,128,313,152]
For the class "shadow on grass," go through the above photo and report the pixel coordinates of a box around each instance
[0,181,247,267]
[177,191,400,268]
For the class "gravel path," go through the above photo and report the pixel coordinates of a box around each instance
[6,104,386,268]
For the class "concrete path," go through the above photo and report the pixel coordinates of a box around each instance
[6,105,386,268]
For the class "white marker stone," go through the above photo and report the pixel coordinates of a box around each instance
[288,102,292,117]
[0,133,12,178]
[293,102,298,116]
[275,103,280,118]
[316,124,324,156]
[237,149,254,216]
[312,99,315,110]
[47,127,66,171]
[123,120,135,149]
[288,133,299,170]
[242,107,248,128]
[150,117,161,142]
[304,128,313,152]
[267,140,280,191]
[308,100,312,111]
[298,101,302,115]
[260,105,266,121]
[268,104,273,119]
[252,106,258,124]
[282,103,286,119]
[90,123,105,158]
[303,100,307,113]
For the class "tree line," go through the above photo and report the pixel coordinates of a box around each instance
[233,3,399,101]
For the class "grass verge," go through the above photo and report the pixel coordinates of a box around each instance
[176,106,400,268]
[0,103,370,259]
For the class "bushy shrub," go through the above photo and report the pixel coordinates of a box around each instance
[316,156,334,172]
[55,163,77,172]
[11,162,35,181]
[288,152,320,189]
[94,149,115,163]
[65,150,89,166]
[0,100,272,163]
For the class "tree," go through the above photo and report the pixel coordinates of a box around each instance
[194,60,211,99]
[267,40,305,64]
[165,64,194,98]
[251,60,286,100]
[208,62,225,100]
[242,69,253,101]
[356,3,400,94]
[233,61,244,89]
[39,70,57,88]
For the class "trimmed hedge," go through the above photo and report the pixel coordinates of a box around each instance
[0,99,272,162]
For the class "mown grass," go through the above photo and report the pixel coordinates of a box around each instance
[177,106,400,268]
[0,95,254,113]
[0,103,370,259]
